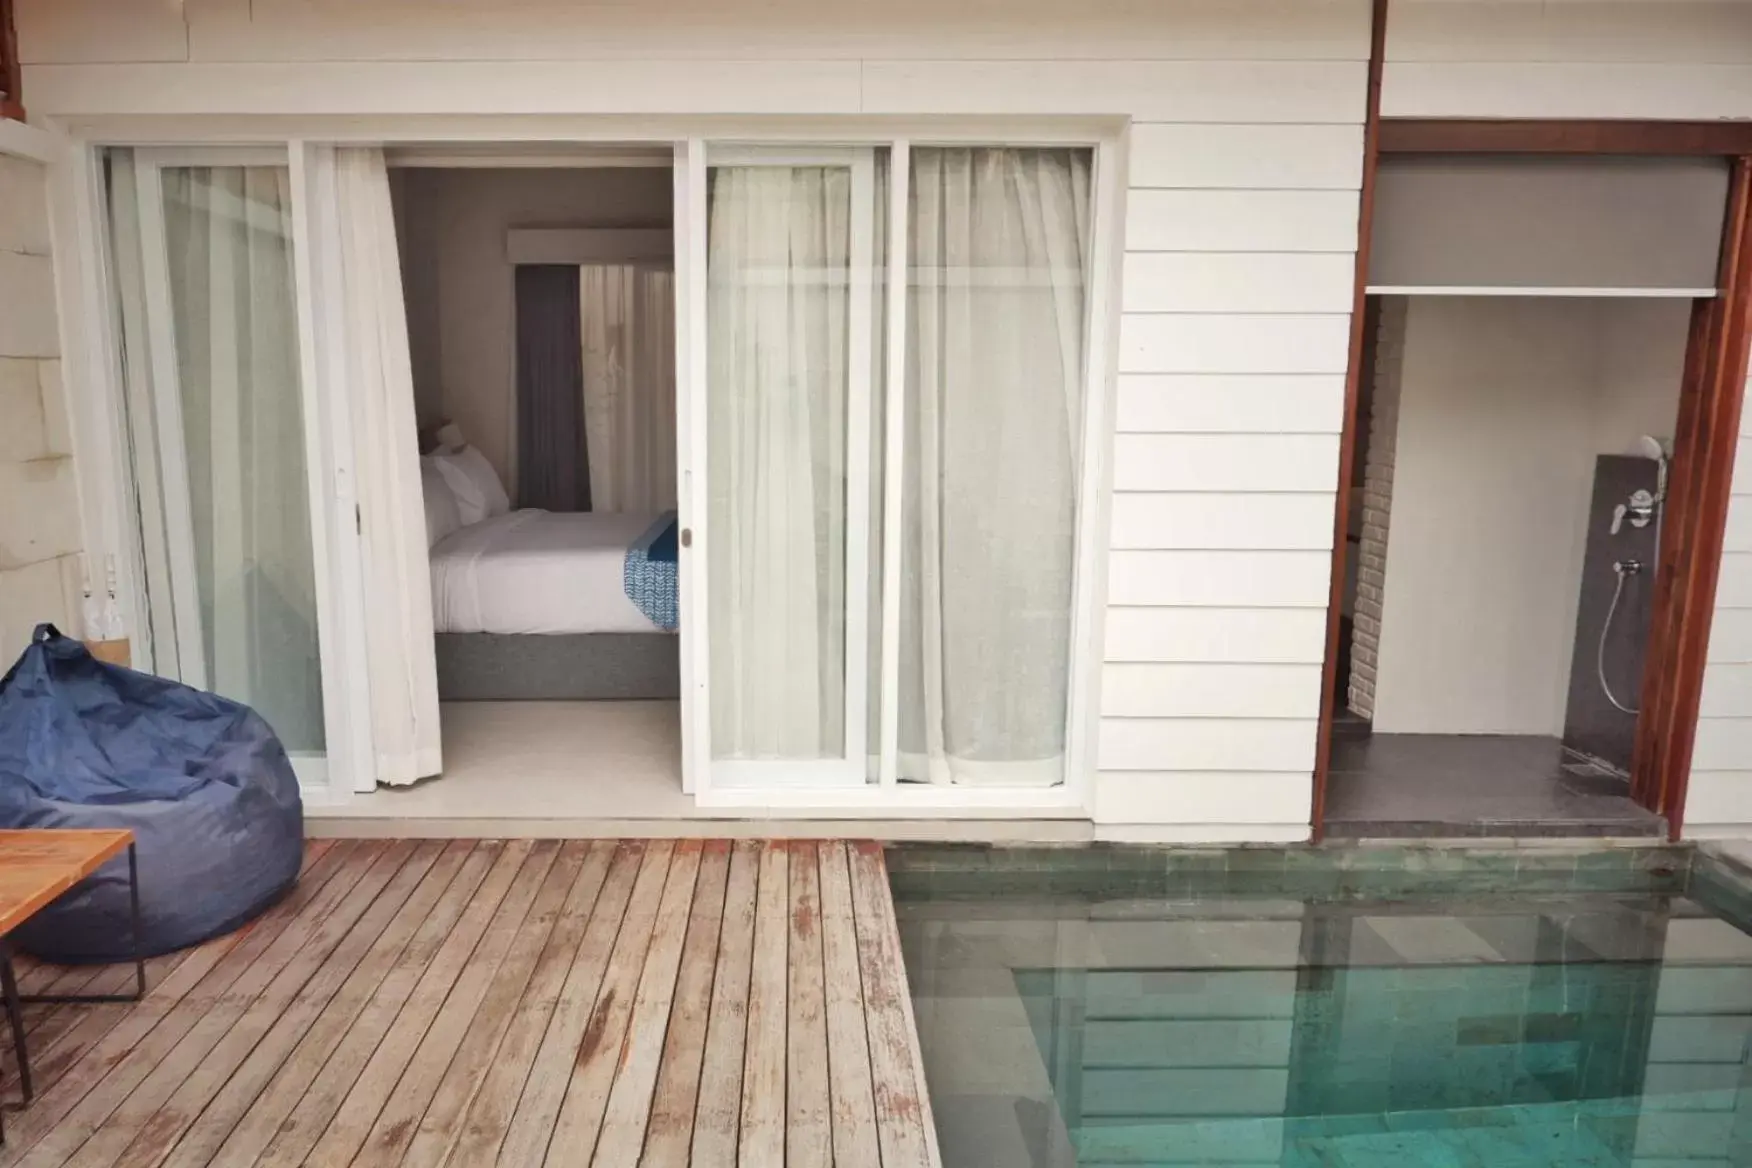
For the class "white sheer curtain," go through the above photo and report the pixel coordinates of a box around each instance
[579,263,677,512]
[156,161,327,753]
[707,166,850,760]
[334,148,442,785]
[899,147,1092,786]
[106,155,179,668]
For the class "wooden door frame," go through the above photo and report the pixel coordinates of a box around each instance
[1308,0,1388,840]
[1634,161,1752,838]
[0,0,22,122]
[1309,4,1752,841]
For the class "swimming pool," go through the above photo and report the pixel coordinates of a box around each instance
[890,843,1752,1167]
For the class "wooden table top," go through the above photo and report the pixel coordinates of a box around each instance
[0,830,134,938]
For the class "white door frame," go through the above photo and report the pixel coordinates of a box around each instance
[59,120,1119,818]
[288,142,375,802]
[684,142,878,795]
[72,142,362,803]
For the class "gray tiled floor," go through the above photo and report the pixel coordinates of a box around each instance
[1324,733,1665,838]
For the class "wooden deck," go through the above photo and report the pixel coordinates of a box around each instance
[0,839,941,1167]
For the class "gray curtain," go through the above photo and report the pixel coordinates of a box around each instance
[515,264,590,511]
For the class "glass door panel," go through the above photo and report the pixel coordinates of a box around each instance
[895,147,1093,788]
[106,148,328,780]
[702,148,878,786]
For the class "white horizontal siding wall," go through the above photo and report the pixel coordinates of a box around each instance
[1106,47,1365,839]
[1382,0,1752,119]
[18,0,1372,838]
[1686,416,1752,835]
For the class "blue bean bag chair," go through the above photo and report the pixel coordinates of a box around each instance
[0,625,304,962]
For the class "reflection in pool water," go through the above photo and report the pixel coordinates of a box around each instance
[892,847,1752,1167]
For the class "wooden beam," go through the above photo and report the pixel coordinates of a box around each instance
[1651,157,1752,839]
[1380,119,1752,157]
[1631,299,1713,811]
[0,0,21,123]
[1310,0,1388,843]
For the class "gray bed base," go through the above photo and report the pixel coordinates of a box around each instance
[434,633,680,701]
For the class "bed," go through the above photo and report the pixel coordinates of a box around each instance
[423,453,680,700]
[432,509,668,636]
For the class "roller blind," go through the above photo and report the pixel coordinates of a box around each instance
[1369,155,1729,294]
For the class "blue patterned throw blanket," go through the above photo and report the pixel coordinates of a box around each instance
[624,512,679,631]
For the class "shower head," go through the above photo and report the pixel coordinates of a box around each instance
[1636,434,1670,502]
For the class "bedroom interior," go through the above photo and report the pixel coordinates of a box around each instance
[389,153,685,808]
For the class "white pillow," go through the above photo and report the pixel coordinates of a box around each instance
[420,460,463,547]
[430,445,511,527]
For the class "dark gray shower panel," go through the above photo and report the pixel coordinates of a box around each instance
[1563,455,1661,774]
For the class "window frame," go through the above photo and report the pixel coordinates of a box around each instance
[96,144,352,797]
[62,121,1122,817]
[686,136,1118,810]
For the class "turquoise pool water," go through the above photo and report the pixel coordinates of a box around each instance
[891,846,1752,1167]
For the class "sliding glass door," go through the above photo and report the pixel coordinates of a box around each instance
[686,141,1096,795]
[106,148,330,783]
[701,147,878,787]
[895,147,1093,789]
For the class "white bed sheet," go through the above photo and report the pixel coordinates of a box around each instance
[430,509,665,635]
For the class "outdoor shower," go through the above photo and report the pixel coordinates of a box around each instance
[1563,438,1670,775]
[1596,435,1669,716]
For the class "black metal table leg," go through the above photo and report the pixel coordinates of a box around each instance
[20,843,145,1006]
[128,844,144,1000]
[0,944,32,1104]
[0,836,146,1139]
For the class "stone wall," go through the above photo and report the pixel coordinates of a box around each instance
[1348,297,1406,721]
[0,150,80,663]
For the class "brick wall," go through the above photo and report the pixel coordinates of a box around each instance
[0,150,80,663]
[1348,297,1406,721]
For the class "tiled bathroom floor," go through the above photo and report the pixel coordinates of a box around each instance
[1324,734,1665,838]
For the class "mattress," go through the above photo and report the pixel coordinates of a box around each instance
[430,509,666,635]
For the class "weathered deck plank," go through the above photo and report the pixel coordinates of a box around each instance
[397,839,589,1168]
[636,839,729,1168]
[285,839,532,1168]
[249,841,503,1168]
[349,840,560,1168]
[689,838,758,1166]
[2,840,364,1168]
[819,842,882,1168]
[849,841,940,1168]
[787,841,832,1168]
[547,839,675,1163]
[494,841,643,1167]
[445,840,615,1168]
[2,838,938,1167]
[60,841,419,1168]
[739,841,790,1167]
[590,839,700,1167]
[181,840,473,1168]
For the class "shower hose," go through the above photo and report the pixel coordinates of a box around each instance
[1597,565,1640,715]
[1598,482,1664,718]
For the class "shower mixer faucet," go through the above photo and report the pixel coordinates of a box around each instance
[1625,489,1656,529]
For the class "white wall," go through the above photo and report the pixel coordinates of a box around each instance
[25,0,1752,835]
[14,0,1376,838]
[1372,297,1684,736]
[0,147,82,664]
[1689,377,1752,834]
[1382,0,1752,119]
[393,167,673,490]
